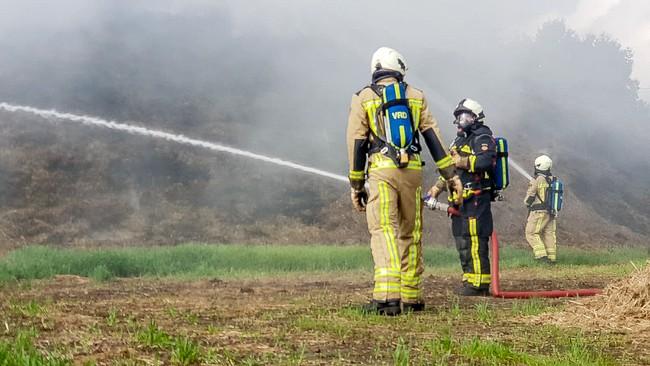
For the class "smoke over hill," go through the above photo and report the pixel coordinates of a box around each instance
[0,1,648,248]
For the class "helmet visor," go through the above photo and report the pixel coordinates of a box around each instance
[454,112,476,129]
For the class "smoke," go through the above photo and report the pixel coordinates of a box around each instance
[0,0,648,237]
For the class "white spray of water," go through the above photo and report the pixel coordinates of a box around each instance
[509,159,533,181]
[0,102,535,184]
[0,102,349,183]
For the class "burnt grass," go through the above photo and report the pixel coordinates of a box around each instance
[0,271,645,365]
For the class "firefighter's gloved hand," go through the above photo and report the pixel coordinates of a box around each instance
[427,185,441,200]
[350,187,368,212]
[524,195,535,207]
[423,195,438,210]
[452,154,470,170]
[447,175,463,205]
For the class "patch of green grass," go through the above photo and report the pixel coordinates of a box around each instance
[183,311,199,326]
[459,337,531,365]
[0,244,645,282]
[89,264,114,282]
[171,336,201,366]
[11,299,46,318]
[294,315,352,338]
[0,329,71,365]
[423,329,453,365]
[474,302,494,325]
[392,337,410,366]
[511,297,551,316]
[419,328,618,366]
[105,307,118,327]
[286,343,306,366]
[135,319,171,348]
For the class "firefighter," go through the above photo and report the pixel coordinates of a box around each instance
[427,98,496,296]
[347,47,462,315]
[524,155,557,263]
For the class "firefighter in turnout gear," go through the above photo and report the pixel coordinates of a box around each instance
[524,155,557,263]
[427,98,497,296]
[347,47,462,315]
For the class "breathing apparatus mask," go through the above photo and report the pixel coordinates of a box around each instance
[453,112,476,135]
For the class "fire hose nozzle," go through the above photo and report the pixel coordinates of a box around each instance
[423,195,460,217]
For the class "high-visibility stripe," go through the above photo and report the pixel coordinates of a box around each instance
[460,145,472,154]
[362,99,381,136]
[413,185,422,260]
[463,273,492,284]
[375,268,401,280]
[379,182,399,271]
[538,180,548,204]
[397,125,405,147]
[402,186,422,293]
[408,99,422,130]
[531,214,547,257]
[375,268,401,276]
[435,155,453,170]
[369,155,422,171]
[400,287,421,294]
[349,170,365,180]
[400,288,421,298]
[469,218,481,287]
[382,87,392,144]
[374,283,401,294]
[535,214,544,234]
[499,139,507,185]
[401,279,421,287]
[469,155,477,172]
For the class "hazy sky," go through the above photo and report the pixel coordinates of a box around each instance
[0,1,646,92]
[535,0,650,99]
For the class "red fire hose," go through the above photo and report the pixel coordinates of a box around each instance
[490,231,601,298]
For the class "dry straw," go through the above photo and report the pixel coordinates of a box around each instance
[531,261,650,335]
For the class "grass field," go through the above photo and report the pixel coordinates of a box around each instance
[0,244,646,282]
[0,244,648,365]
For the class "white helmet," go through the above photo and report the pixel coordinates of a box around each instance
[370,47,407,76]
[454,98,485,121]
[534,155,552,171]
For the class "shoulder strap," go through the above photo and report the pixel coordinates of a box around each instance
[472,133,494,143]
[369,83,383,97]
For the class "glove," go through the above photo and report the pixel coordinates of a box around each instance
[447,175,463,206]
[524,195,535,208]
[452,154,470,169]
[350,187,368,212]
[427,185,442,200]
[423,195,438,210]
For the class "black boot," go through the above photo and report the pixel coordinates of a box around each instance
[402,302,425,313]
[456,285,490,297]
[361,300,401,316]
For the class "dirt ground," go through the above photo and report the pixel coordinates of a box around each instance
[0,272,645,365]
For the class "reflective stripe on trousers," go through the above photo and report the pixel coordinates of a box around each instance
[366,167,424,302]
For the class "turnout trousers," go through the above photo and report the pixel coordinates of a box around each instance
[451,192,492,290]
[525,211,557,261]
[366,160,424,303]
